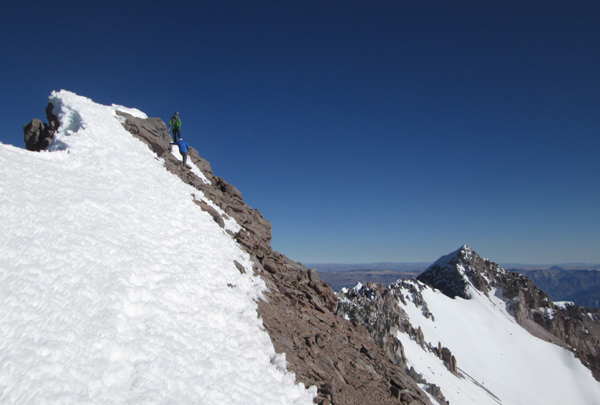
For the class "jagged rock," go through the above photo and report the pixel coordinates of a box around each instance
[23,119,52,151]
[24,119,50,151]
[417,245,497,299]
[191,197,225,228]
[118,113,432,405]
[24,102,59,152]
[215,176,243,198]
[233,260,246,274]
[336,281,451,404]
[116,111,172,157]
[439,346,457,374]
[336,283,409,368]
[46,102,58,130]
[415,327,425,347]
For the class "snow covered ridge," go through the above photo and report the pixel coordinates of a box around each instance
[0,91,316,404]
[336,247,600,405]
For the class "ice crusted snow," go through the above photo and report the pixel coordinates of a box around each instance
[0,91,316,404]
[397,283,600,405]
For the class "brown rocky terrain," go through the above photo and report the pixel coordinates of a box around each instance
[114,111,432,405]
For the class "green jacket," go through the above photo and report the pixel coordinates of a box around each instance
[169,116,181,130]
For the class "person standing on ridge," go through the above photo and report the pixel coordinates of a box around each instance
[168,111,181,142]
[171,137,190,169]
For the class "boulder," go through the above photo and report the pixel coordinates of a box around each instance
[24,102,60,152]
[24,118,53,151]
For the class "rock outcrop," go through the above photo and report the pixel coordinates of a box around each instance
[115,111,431,405]
[23,102,58,151]
[336,282,451,404]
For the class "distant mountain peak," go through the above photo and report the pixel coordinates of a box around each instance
[417,245,503,299]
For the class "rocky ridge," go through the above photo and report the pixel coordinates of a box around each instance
[109,111,431,405]
[335,282,451,404]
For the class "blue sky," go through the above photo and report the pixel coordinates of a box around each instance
[2,1,599,264]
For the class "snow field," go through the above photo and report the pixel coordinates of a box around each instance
[397,282,600,405]
[0,91,316,404]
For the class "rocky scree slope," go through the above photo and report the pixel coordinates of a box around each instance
[23,107,431,405]
[417,245,600,381]
[335,282,450,405]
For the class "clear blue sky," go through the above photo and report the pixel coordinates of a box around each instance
[2,1,599,264]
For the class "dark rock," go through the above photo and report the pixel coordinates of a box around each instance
[263,258,279,274]
[116,111,172,157]
[216,177,243,198]
[440,347,457,374]
[336,280,453,404]
[191,197,225,228]
[233,260,246,275]
[24,118,54,151]
[23,102,59,152]
[336,283,409,368]
[45,102,58,130]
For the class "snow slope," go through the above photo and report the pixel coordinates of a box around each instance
[0,91,316,404]
[397,280,600,405]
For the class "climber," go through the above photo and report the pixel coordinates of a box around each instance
[168,111,181,142]
[171,137,190,169]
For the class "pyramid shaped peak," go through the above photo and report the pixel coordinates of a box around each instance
[418,246,503,299]
[428,245,474,270]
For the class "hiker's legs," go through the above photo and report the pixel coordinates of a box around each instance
[182,152,188,167]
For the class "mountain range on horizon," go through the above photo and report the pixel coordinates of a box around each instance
[313,262,600,309]
[308,261,600,272]
[2,91,599,404]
